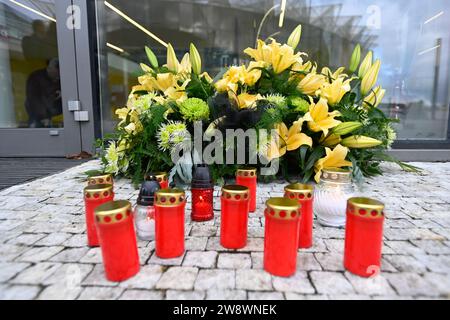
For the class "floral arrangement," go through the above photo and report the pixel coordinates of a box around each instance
[98,25,416,185]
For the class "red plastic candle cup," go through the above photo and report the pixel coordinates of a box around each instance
[146,172,169,189]
[344,197,385,278]
[264,198,301,277]
[284,184,314,249]
[236,168,257,213]
[191,164,214,222]
[95,200,140,282]
[220,185,250,249]
[154,188,186,259]
[84,184,114,247]
[87,173,114,186]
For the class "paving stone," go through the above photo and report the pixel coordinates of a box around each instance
[37,284,82,300]
[217,253,251,269]
[422,273,450,297]
[206,289,247,300]
[385,241,425,255]
[148,252,185,266]
[315,253,345,271]
[81,264,119,287]
[16,246,64,263]
[272,272,316,294]
[298,253,322,271]
[310,271,355,295]
[35,233,72,246]
[190,225,218,237]
[11,262,62,285]
[251,252,264,269]
[183,251,218,268]
[119,289,164,300]
[236,269,273,291]
[384,255,428,274]
[0,244,30,262]
[166,290,206,300]
[156,267,198,290]
[42,263,93,286]
[119,265,164,290]
[385,273,438,297]
[301,238,328,253]
[6,233,46,246]
[344,272,396,296]
[50,248,90,263]
[0,285,41,300]
[194,269,235,290]
[77,287,124,300]
[80,248,103,264]
[410,240,450,255]
[0,262,31,282]
[65,234,88,247]
[414,254,450,274]
[185,237,208,251]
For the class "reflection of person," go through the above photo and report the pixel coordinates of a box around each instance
[25,59,62,128]
[22,20,48,63]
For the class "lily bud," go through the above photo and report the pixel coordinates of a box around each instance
[287,24,302,50]
[358,51,373,78]
[342,135,382,149]
[140,63,153,73]
[360,60,381,96]
[332,122,362,136]
[190,43,202,75]
[363,86,386,108]
[349,44,361,73]
[145,46,159,68]
[320,133,342,147]
[166,43,179,72]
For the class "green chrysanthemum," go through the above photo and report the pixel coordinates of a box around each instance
[288,96,310,113]
[179,98,210,122]
[385,124,397,149]
[263,94,287,107]
[156,121,190,151]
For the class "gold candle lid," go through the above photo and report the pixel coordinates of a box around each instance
[146,172,168,183]
[265,197,301,220]
[347,197,385,219]
[321,168,352,183]
[236,167,257,177]
[87,173,113,186]
[95,200,132,225]
[284,183,314,200]
[84,184,114,200]
[155,188,186,206]
[222,185,250,201]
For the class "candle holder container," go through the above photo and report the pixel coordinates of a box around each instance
[264,198,301,277]
[95,200,140,282]
[134,180,160,241]
[191,164,214,222]
[83,184,114,247]
[220,185,250,249]
[314,168,355,227]
[284,183,314,249]
[87,173,113,186]
[146,172,169,189]
[236,167,257,213]
[154,188,186,259]
[344,197,385,278]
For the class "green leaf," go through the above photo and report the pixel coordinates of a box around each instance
[299,145,308,169]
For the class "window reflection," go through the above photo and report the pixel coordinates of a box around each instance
[97,0,450,141]
[0,0,61,129]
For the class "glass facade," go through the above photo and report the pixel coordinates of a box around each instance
[95,0,450,143]
[0,0,62,129]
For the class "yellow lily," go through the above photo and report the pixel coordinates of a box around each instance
[314,144,353,183]
[214,66,246,93]
[291,60,312,73]
[358,51,373,78]
[361,59,381,96]
[200,72,213,83]
[149,73,178,92]
[244,61,264,86]
[178,53,192,75]
[164,79,191,104]
[244,39,303,74]
[363,85,386,108]
[134,74,156,93]
[267,122,313,160]
[321,67,346,80]
[166,43,179,72]
[234,92,262,109]
[297,71,326,96]
[115,107,130,125]
[319,77,352,105]
[302,98,342,136]
[320,133,342,147]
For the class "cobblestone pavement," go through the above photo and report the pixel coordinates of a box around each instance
[0,160,449,300]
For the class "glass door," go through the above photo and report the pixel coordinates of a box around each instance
[0,0,81,156]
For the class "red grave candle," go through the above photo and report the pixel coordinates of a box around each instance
[344,197,385,278]
[220,185,250,249]
[146,172,169,189]
[191,164,214,222]
[264,198,301,277]
[83,184,114,247]
[154,188,186,259]
[87,173,113,186]
[236,168,257,213]
[284,184,314,249]
[95,200,140,282]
